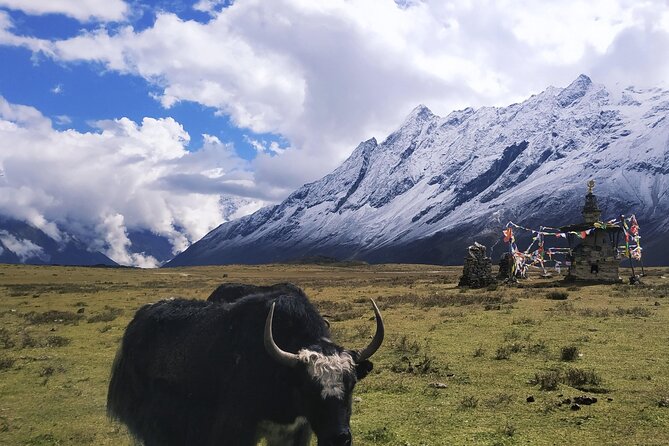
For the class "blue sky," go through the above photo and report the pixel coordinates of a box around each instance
[0,0,667,266]
[0,1,279,159]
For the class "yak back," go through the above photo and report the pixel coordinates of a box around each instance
[107,286,330,445]
[207,282,303,304]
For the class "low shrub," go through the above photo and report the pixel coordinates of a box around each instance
[362,426,395,442]
[512,317,536,325]
[390,354,439,375]
[495,345,513,360]
[564,367,602,388]
[531,367,604,391]
[459,395,479,409]
[546,291,569,300]
[25,310,83,325]
[391,335,421,354]
[45,335,71,348]
[532,369,562,391]
[0,356,15,370]
[87,306,123,323]
[485,393,514,408]
[0,328,14,349]
[21,333,40,348]
[527,340,549,355]
[500,421,516,437]
[551,301,575,314]
[614,306,651,317]
[560,345,580,361]
[579,308,611,318]
[473,345,485,357]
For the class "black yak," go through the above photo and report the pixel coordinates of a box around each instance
[107,283,383,446]
[206,282,297,304]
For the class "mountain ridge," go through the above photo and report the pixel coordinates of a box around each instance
[168,75,669,267]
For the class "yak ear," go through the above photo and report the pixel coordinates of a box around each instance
[346,350,373,380]
[355,360,373,380]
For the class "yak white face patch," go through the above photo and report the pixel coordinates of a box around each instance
[297,350,355,399]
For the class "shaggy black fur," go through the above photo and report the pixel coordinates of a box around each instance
[107,284,372,446]
[207,282,302,304]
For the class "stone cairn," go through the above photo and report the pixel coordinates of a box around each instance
[497,253,514,281]
[458,242,496,288]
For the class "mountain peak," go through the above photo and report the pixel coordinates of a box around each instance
[571,74,593,87]
[405,104,435,122]
[557,74,594,107]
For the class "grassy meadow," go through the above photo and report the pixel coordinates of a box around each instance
[0,263,668,445]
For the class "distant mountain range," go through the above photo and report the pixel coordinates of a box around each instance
[167,75,669,267]
[0,216,117,266]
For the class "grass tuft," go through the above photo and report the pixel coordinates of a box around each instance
[459,395,479,410]
[531,367,604,392]
[0,356,15,370]
[25,310,83,325]
[560,345,580,361]
[87,306,123,323]
[546,291,569,300]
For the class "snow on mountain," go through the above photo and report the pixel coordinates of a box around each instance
[168,75,669,267]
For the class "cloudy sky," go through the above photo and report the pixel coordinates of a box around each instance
[1,0,668,265]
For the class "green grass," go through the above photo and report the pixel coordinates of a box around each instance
[0,263,668,445]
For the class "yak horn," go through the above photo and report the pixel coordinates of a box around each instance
[356,299,384,362]
[264,302,300,368]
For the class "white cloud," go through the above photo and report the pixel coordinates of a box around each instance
[193,0,228,14]
[0,96,266,266]
[51,84,63,95]
[0,11,55,56]
[0,0,128,22]
[243,135,287,155]
[2,0,660,193]
[54,115,72,125]
[0,230,49,262]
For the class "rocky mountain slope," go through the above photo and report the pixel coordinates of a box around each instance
[167,75,669,266]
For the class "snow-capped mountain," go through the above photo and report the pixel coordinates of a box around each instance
[0,216,117,266]
[168,75,669,267]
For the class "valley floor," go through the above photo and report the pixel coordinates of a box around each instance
[0,263,668,445]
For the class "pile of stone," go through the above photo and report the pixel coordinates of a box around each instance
[497,253,514,281]
[458,242,496,288]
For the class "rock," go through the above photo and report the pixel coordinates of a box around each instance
[526,396,535,403]
[77,308,85,314]
[571,404,581,411]
[574,396,597,405]
[562,398,572,405]
[659,397,669,408]
[353,397,362,403]
[429,382,448,389]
